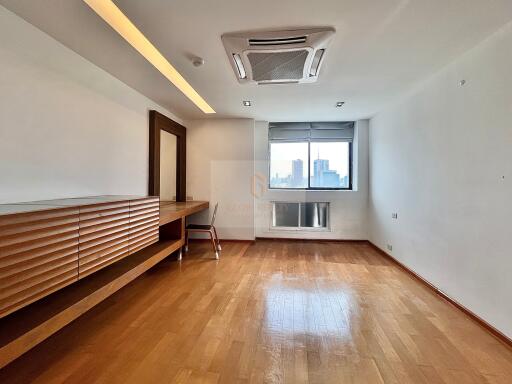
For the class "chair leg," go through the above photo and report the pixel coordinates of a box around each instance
[213,226,221,251]
[209,230,219,260]
[184,229,189,252]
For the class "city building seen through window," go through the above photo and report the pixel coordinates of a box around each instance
[269,140,352,189]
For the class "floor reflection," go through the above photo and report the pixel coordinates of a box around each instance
[262,276,356,343]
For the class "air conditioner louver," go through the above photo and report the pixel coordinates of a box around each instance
[249,36,307,46]
[222,27,335,85]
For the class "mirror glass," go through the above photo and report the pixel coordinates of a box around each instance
[160,130,177,201]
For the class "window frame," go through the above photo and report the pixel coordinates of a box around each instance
[271,201,331,231]
[268,139,353,191]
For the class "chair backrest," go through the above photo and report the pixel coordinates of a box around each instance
[210,203,219,226]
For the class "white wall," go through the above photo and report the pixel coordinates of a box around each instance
[0,6,181,204]
[254,120,369,240]
[186,119,255,240]
[369,22,512,338]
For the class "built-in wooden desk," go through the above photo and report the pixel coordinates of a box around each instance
[160,200,209,226]
[158,200,209,261]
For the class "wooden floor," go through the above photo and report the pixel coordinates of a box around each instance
[0,240,511,383]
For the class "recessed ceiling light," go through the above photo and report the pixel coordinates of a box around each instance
[336,101,345,107]
[83,0,215,114]
[243,100,251,107]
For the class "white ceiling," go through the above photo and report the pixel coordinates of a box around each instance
[2,0,512,121]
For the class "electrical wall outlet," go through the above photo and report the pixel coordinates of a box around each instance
[387,244,393,252]
[392,213,398,219]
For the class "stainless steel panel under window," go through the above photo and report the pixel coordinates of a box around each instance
[300,202,329,228]
[272,202,329,229]
[273,202,299,227]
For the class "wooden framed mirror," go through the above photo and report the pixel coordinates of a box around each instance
[148,110,186,201]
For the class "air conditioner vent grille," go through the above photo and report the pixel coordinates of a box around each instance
[258,80,300,85]
[247,50,308,82]
[248,36,307,46]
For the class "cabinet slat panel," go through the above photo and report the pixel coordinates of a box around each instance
[130,218,159,234]
[0,272,77,318]
[79,234,130,258]
[129,230,159,250]
[79,246,130,278]
[0,211,79,253]
[130,226,159,244]
[0,208,78,227]
[130,206,159,218]
[79,216,130,236]
[79,202,134,218]
[79,222,130,245]
[130,234,160,255]
[78,202,131,278]
[0,261,77,299]
[129,198,159,254]
[0,208,79,318]
[0,237,78,267]
[0,217,80,237]
[130,212,159,227]
[0,246,78,281]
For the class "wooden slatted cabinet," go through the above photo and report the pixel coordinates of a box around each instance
[0,196,160,319]
[0,206,79,318]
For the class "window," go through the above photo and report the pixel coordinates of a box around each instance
[269,142,308,188]
[310,142,350,188]
[269,122,354,190]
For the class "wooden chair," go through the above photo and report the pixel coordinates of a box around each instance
[184,203,221,259]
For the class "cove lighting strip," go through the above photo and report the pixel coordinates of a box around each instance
[83,0,215,114]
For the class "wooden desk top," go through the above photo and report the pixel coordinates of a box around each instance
[159,200,209,226]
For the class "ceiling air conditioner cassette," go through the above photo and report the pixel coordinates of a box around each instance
[222,27,335,85]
